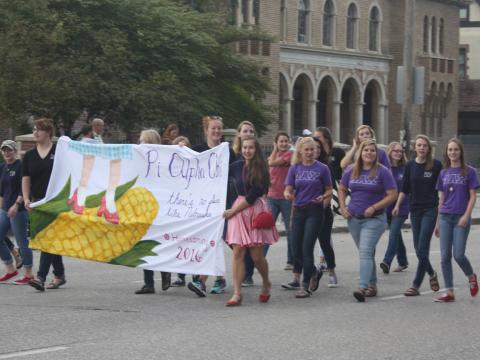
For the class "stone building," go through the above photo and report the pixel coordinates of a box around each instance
[459,0,480,168]
[233,0,466,151]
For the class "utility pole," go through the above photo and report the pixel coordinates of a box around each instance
[402,0,416,157]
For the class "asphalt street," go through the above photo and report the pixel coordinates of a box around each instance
[1,225,480,360]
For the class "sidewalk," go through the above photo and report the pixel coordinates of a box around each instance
[277,193,480,235]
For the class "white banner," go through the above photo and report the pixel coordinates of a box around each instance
[29,136,228,276]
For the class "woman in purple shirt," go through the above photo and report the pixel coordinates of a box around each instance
[283,137,332,298]
[339,139,397,302]
[380,142,409,273]
[340,125,390,171]
[433,138,479,302]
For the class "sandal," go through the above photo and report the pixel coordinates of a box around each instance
[226,294,242,307]
[353,288,366,302]
[429,272,440,292]
[364,285,377,297]
[259,281,271,303]
[46,277,66,290]
[404,287,420,296]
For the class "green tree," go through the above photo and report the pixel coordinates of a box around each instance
[0,0,272,139]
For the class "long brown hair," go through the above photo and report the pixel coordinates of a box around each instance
[355,125,375,145]
[162,123,179,144]
[315,126,333,156]
[242,136,270,190]
[444,138,468,176]
[415,134,434,171]
[352,139,379,180]
[233,120,255,155]
[387,141,407,166]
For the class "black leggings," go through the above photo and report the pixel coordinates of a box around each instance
[317,207,336,269]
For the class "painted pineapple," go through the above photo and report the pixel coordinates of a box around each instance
[30,187,159,263]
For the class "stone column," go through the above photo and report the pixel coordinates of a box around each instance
[308,100,318,132]
[332,100,341,142]
[282,98,293,135]
[355,102,364,129]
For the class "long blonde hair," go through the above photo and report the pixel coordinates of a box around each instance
[139,129,161,144]
[415,134,434,171]
[355,125,375,145]
[352,139,379,179]
[387,141,407,166]
[291,137,315,165]
[233,120,255,155]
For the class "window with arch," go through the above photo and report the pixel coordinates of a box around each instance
[423,16,429,53]
[242,0,249,23]
[346,3,358,49]
[253,0,260,25]
[439,18,444,55]
[431,16,437,53]
[298,0,309,43]
[369,6,380,51]
[323,0,335,46]
[280,0,287,40]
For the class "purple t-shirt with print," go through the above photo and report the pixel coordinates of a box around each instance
[387,165,409,217]
[285,161,332,206]
[436,166,480,215]
[378,148,391,169]
[341,164,396,217]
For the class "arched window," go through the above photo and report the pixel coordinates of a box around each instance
[369,6,380,51]
[242,0,249,23]
[253,0,260,25]
[346,3,358,49]
[323,0,335,46]
[423,16,429,53]
[439,18,444,54]
[280,0,287,40]
[298,0,309,43]
[431,16,437,53]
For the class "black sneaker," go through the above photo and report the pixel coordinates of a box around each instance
[309,267,323,292]
[135,285,155,294]
[28,278,45,292]
[281,280,301,290]
[187,281,207,297]
[380,262,390,274]
[171,278,186,287]
[161,272,171,291]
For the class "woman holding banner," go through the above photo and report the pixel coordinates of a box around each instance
[187,115,236,297]
[223,136,278,306]
[23,118,66,292]
[134,129,171,294]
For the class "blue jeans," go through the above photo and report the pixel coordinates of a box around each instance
[244,197,291,279]
[410,207,437,288]
[0,209,32,268]
[348,214,387,289]
[382,214,408,267]
[439,214,474,290]
[292,205,324,289]
[268,197,293,264]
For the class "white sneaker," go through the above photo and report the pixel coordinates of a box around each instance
[328,273,338,288]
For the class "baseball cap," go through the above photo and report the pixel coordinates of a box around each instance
[302,129,312,136]
[1,140,16,151]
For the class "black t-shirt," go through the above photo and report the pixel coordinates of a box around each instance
[22,144,56,200]
[0,160,25,212]
[192,143,236,165]
[330,147,345,181]
[401,159,442,209]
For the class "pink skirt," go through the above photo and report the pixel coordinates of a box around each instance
[226,196,279,248]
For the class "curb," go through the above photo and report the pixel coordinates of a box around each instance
[278,217,480,236]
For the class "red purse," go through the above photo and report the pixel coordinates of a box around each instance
[252,211,275,229]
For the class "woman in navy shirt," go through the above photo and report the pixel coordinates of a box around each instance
[434,138,479,302]
[394,135,442,296]
[0,140,32,284]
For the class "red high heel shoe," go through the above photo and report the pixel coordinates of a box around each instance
[97,196,119,225]
[259,293,271,303]
[68,189,84,215]
[225,294,242,307]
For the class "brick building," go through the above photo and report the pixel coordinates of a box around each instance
[233,0,466,152]
[459,0,480,168]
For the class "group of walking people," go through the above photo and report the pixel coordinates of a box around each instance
[0,116,478,306]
